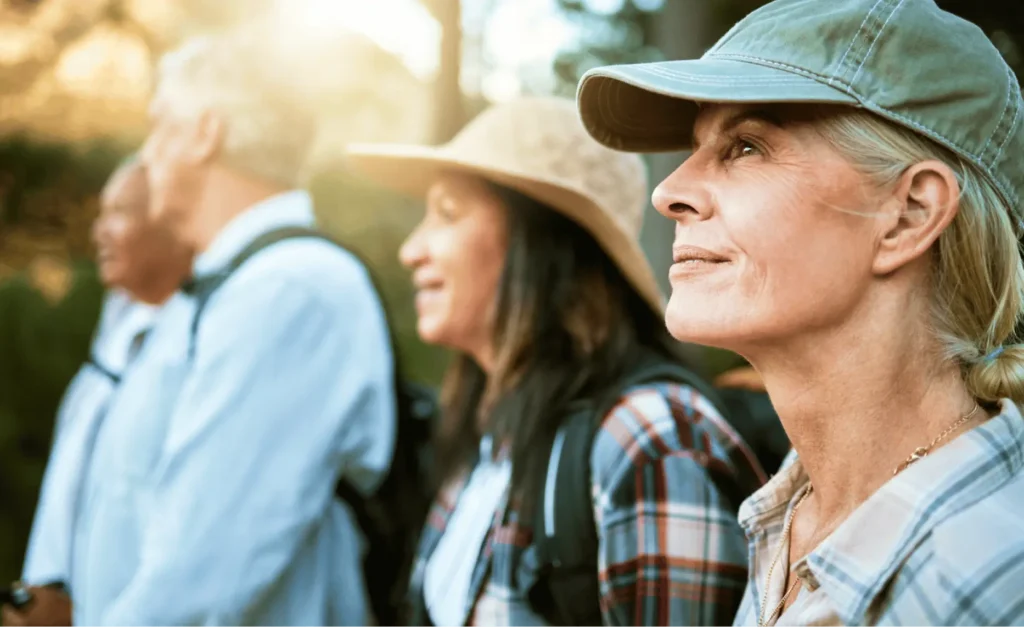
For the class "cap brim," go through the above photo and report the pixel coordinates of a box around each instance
[577,58,860,152]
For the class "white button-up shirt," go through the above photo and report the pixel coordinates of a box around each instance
[22,291,158,589]
[71,190,396,626]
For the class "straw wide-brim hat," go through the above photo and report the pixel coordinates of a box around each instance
[345,96,665,314]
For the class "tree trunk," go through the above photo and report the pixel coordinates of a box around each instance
[431,0,464,143]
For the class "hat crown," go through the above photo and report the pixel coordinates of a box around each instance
[445,97,650,237]
[707,0,1023,210]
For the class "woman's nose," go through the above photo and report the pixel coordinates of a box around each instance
[398,226,427,269]
[652,157,713,222]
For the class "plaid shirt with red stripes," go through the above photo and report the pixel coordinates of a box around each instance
[406,382,768,626]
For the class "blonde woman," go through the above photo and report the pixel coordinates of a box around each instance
[348,97,769,625]
[577,0,1024,625]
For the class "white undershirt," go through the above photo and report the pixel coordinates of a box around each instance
[423,437,511,626]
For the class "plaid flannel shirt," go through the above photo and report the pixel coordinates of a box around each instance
[407,381,768,626]
[734,399,1024,626]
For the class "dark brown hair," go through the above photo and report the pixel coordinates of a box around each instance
[433,182,689,501]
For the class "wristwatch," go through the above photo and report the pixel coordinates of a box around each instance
[1,581,34,609]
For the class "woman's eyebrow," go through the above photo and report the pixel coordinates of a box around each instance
[692,108,785,149]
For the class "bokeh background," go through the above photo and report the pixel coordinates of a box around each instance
[0,0,1020,583]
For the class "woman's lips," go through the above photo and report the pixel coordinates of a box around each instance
[414,285,444,311]
[672,244,729,264]
[669,244,730,278]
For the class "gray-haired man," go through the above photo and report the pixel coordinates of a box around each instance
[70,33,396,625]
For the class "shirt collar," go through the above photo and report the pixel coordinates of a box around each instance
[92,292,161,372]
[740,400,1024,626]
[192,189,315,277]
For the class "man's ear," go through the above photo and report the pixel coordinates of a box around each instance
[185,110,225,166]
[872,160,960,276]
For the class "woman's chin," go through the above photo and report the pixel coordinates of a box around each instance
[415,318,456,350]
[665,303,744,350]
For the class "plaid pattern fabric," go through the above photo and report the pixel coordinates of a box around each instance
[733,400,1024,626]
[408,382,768,626]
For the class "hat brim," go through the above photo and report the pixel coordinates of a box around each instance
[345,144,666,314]
[577,57,860,152]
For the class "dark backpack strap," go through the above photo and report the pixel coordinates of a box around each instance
[530,357,735,625]
[84,328,151,385]
[86,355,121,384]
[181,226,332,360]
[529,402,604,626]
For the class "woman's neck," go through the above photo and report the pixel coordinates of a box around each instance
[749,298,979,526]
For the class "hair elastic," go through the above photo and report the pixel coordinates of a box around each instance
[984,346,1005,363]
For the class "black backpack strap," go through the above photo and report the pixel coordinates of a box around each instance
[181,226,332,360]
[529,402,604,626]
[85,329,151,384]
[530,357,733,625]
[86,355,121,384]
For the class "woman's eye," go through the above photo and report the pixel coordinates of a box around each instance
[727,139,762,160]
[438,201,455,220]
[431,198,460,223]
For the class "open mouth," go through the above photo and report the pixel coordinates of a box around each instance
[413,276,445,308]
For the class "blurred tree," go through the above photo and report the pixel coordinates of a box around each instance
[552,0,1024,97]
[0,137,127,263]
[0,136,121,580]
[425,0,465,142]
[551,0,664,97]
[0,262,103,583]
[0,0,112,96]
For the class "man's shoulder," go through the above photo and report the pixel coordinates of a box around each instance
[219,236,380,313]
[235,236,369,283]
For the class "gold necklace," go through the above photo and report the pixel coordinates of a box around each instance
[758,402,982,627]
[892,402,981,475]
[758,484,813,627]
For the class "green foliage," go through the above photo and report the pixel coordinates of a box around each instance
[551,0,664,96]
[0,136,128,229]
[551,0,1024,94]
[0,263,104,583]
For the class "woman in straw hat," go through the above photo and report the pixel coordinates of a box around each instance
[576,0,1024,625]
[347,96,767,626]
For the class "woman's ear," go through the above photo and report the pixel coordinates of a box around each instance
[872,160,960,276]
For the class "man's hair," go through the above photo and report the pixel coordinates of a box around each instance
[154,33,317,187]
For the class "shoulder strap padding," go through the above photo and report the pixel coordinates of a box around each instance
[531,356,718,625]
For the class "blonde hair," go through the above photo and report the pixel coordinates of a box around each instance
[815,108,1024,403]
[155,34,315,187]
